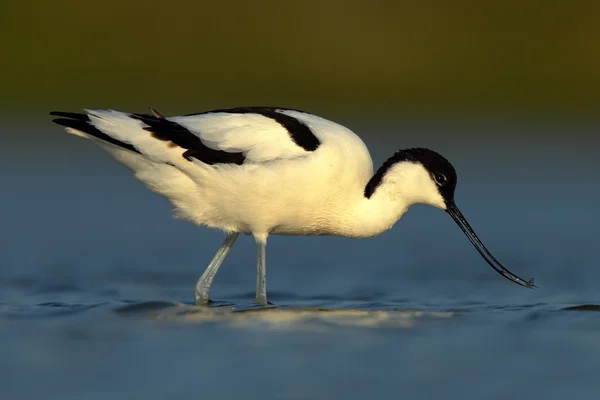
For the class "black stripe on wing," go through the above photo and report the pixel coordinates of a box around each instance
[185,106,320,152]
[50,111,140,154]
[130,114,245,165]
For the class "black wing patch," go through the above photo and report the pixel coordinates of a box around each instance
[130,114,245,165]
[50,111,140,154]
[51,111,246,165]
[185,106,320,152]
[52,107,319,164]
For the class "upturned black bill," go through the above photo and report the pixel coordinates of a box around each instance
[446,202,535,288]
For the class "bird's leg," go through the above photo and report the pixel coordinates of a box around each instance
[194,232,239,305]
[254,234,268,305]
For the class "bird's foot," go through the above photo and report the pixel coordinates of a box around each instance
[194,290,211,306]
[255,296,273,306]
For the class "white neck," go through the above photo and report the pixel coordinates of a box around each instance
[331,181,410,238]
[330,162,444,238]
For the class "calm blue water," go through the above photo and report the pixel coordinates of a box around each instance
[1,119,600,399]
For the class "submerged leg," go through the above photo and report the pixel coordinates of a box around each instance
[195,232,239,305]
[254,234,268,305]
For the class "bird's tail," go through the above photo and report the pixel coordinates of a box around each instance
[50,111,141,154]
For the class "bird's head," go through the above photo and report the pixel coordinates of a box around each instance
[365,148,535,289]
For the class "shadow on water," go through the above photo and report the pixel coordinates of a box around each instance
[563,304,600,311]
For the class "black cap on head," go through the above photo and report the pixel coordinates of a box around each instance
[365,148,457,201]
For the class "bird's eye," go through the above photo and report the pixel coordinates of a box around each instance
[433,173,447,186]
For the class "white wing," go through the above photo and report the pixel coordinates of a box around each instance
[169,107,321,163]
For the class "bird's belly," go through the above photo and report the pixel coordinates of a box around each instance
[268,218,337,236]
[216,196,337,236]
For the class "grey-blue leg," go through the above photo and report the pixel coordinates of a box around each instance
[195,232,239,305]
[254,235,268,305]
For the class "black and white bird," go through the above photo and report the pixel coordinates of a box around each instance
[50,106,534,305]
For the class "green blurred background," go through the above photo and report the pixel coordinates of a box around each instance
[2,0,599,118]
